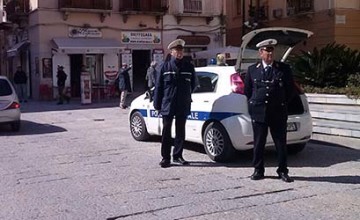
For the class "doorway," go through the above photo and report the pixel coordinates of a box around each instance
[70,54,83,97]
[132,50,150,93]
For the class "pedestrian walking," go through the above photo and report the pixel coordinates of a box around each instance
[13,66,28,102]
[118,63,132,109]
[56,65,70,105]
[244,39,297,182]
[145,61,157,89]
[153,39,198,168]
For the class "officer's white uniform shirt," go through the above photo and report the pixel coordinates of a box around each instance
[262,61,273,69]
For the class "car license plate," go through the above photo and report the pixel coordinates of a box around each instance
[287,122,297,132]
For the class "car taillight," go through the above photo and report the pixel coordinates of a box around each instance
[6,102,20,110]
[230,73,245,94]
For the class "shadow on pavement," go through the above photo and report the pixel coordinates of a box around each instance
[20,93,143,113]
[0,120,66,135]
[287,140,360,168]
[20,99,119,113]
[293,175,360,184]
[167,140,360,169]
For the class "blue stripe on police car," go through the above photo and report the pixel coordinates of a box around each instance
[138,109,241,121]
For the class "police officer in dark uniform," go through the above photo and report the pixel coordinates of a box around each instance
[153,39,198,168]
[244,39,296,182]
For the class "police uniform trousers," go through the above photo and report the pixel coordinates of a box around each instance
[161,115,187,160]
[252,111,288,174]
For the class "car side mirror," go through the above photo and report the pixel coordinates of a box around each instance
[145,90,154,102]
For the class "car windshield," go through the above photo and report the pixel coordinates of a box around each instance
[0,79,12,96]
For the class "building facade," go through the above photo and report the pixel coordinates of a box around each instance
[225,0,360,52]
[4,0,225,100]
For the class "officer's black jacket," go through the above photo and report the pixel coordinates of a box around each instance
[153,57,197,117]
[118,66,132,92]
[244,61,296,123]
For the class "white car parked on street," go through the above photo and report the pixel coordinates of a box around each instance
[129,27,313,162]
[0,76,21,131]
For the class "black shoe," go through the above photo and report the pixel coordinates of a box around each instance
[173,157,189,165]
[66,97,70,104]
[159,159,171,168]
[250,170,265,180]
[57,102,63,105]
[278,172,294,183]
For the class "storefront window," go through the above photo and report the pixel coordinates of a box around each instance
[85,54,104,85]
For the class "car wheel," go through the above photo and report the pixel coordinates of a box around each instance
[287,143,306,154]
[130,111,150,141]
[203,122,236,162]
[11,120,21,132]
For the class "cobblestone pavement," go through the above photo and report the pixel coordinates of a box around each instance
[0,100,359,220]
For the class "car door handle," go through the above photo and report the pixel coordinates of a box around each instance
[203,100,209,103]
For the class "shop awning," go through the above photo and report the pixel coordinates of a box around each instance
[7,41,30,57]
[52,38,124,54]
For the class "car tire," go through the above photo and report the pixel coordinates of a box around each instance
[11,120,21,132]
[203,122,236,162]
[130,111,150,141]
[287,143,306,154]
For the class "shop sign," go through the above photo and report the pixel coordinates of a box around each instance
[69,27,102,38]
[153,49,164,64]
[177,35,210,46]
[80,72,92,104]
[121,31,161,44]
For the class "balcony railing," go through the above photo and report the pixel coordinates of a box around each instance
[5,0,30,21]
[287,0,313,15]
[183,0,202,13]
[119,0,167,14]
[59,0,112,11]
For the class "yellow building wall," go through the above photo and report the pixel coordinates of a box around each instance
[225,0,360,51]
[334,9,360,49]
[335,0,360,9]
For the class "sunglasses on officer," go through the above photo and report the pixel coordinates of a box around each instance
[260,47,275,52]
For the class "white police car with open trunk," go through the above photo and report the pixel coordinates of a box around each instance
[129,27,313,162]
[0,76,21,131]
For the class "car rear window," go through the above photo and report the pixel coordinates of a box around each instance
[0,79,13,96]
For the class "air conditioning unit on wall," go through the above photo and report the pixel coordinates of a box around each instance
[273,8,283,18]
[287,7,295,16]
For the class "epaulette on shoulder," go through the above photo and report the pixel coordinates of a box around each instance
[256,62,261,68]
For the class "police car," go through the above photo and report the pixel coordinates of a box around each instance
[129,27,313,162]
[0,76,21,131]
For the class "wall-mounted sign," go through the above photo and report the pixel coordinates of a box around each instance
[42,58,52,78]
[122,49,132,54]
[69,27,102,38]
[336,15,346,24]
[177,35,210,46]
[121,31,161,44]
[80,72,92,104]
[153,49,164,64]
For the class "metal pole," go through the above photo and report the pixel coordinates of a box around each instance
[242,0,246,37]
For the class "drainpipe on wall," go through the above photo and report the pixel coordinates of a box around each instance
[0,0,3,23]
[221,0,226,47]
